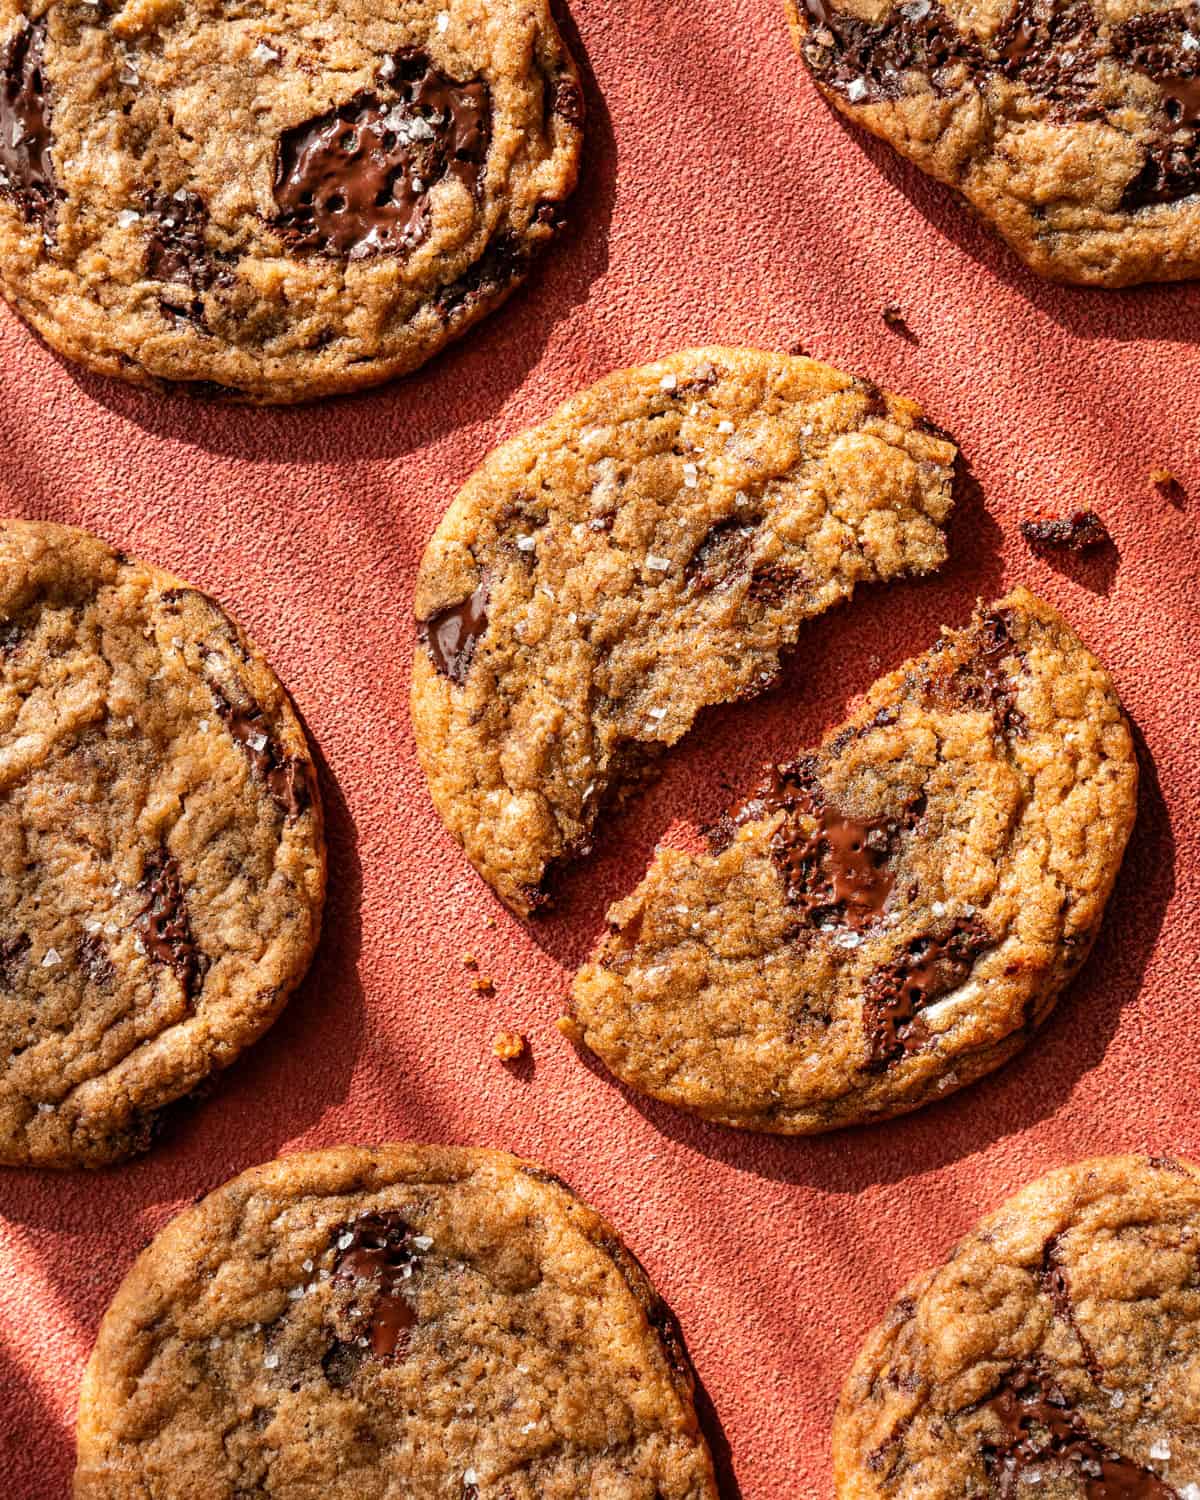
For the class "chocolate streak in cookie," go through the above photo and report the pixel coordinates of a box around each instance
[0,18,57,231]
[134,850,207,1002]
[981,1363,1176,1498]
[273,49,490,258]
[209,687,309,819]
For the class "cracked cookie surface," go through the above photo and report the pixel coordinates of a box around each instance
[0,521,325,1167]
[411,346,957,916]
[568,588,1136,1133]
[785,0,1200,286]
[0,0,581,402]
[835,1155,1200,1498]
[74,1144,719,1500]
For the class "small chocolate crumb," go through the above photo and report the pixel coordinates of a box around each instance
[1019,509,1110,552]
[492,1030,526,1061]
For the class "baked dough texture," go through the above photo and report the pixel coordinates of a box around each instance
[412,346,958,916]
[75,1144,719,1500]
[568,588,1136,1133]
[0,520,325,1167]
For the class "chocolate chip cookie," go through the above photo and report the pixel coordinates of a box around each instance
[835,1155,1200,1497]
[567,588,1136,1133]
[74,1144,720,1499]
[785,0,1200,286]
[412,346,958,917]
[0,1,581,402]
[0,521,325,1168]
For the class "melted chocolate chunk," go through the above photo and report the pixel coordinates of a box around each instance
[0,18,57,231]
[418,580,488,685]
[686,515,759,590]
[721,762,903,931]
[144,191,231,324]
[332,1211,420,1360]
[0,620,24,655]
[981,1363,1176,1498]
[0,933,30,989]
[1114,10,1200,207]
[804,0,1146,136]
[135,850,207,1002]
[1116,11,1200,124]
[273,50,490,258]
[994,0,1103,111]
[210,687,309,819]
[1020,508,1111,551]
[76,932,114,988]
[801,0,981,104]
[862,915,992,1067]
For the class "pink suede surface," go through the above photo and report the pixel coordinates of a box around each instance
[1,1,1199,1494]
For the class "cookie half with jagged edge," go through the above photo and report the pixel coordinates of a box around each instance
[0,0,581,401]
[0,521,325,1167]
[74,1144,720,1500]
[567,588,1136,1133]
[785,0,1200,286]
[411,346,958,917]
[834,1155,1200,1498]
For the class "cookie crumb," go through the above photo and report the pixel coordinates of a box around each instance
[787,340,809,357]
[492,1030,525,1061]
[460,952,477,969]
[557,1014,585,1044]
[881,303,915,339]
[1019,509,1110,552]
[472,975,495,996]
[1150,467,1185,508]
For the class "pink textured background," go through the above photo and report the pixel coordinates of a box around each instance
[1,1,1199,1494]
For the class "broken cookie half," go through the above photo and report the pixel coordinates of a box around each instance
[567,588,1136,1133]
[411,346,958,916]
